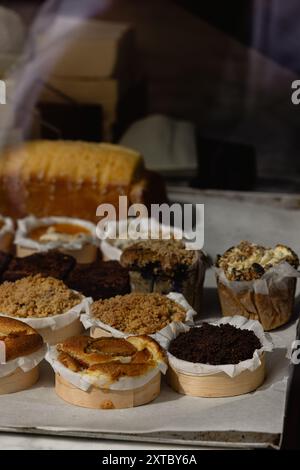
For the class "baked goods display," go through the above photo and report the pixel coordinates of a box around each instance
[2,250,76,283]
[120,239,206,311]
[0,215,14,253]
[46,335,167,409]
[0,316,45,394]
[83,292,195,340]
[0,140,167,222]
[166,317,271,398]
[65,260,130,300]
[15,216,98,264]
[215,241,300,330]
[0,274,89,344]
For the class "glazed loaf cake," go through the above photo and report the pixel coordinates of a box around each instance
[0,140,167,222]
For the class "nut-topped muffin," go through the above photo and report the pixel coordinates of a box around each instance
[215,241,300,330]
[120,239,206,312]
[216,241,299,281]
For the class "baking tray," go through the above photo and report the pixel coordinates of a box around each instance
[1,187,299,449]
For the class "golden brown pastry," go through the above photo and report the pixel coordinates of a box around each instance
[0,316,44,361]
[56,335,166,382]
[0,140,167,221]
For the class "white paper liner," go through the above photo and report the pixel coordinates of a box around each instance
[99,218,187,261]
[80,292,197,347]
[165,316,273,378]
[0,344,47,378]
[0,215,14,238]
[0,296,92,332]
[46,346,167,392]
[216,261,300,296]
[15,216,97,252]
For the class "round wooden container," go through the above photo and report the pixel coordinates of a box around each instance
[55,372,161,409]
[16,243,97,264]
[167,354,266,398]
[38,317,84,345]
[0,366,39,395]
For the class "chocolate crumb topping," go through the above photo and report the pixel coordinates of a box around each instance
[169,323,261,364]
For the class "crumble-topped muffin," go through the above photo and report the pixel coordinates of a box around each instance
[91,292,187,335]
[121,239,197,274]
[120,240,206,312]
[2,250,76,283]
[65,260,130,300]
[216,241,299,281]
[0,274,82,318]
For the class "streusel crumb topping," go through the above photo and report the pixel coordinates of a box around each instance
[91,292,186,334]
[0,274,82,317]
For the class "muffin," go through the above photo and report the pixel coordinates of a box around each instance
[86,292,191,338]
[0,316,45,394]
[0,215,14,253]
[2,250,76,283]
[215,241,299,330]
[65,260,130,300]
[0,274,88,344]
[15,216,98,263]
[120,239,206,312]
[46,335,167,409]
[166,317,270,398]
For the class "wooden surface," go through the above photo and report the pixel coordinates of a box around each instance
[55,372,161,409]
[167,355,265,398]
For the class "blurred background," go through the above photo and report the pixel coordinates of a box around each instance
[1,0,300,193]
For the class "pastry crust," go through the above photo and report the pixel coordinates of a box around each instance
[56,335,166,383]
[0,141,167,221]
[0,316,43,361]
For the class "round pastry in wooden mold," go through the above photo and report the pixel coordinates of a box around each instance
[0,366,39,395]
[15,216,98,264]
[55,372,161,409]
[167,353,266,398]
